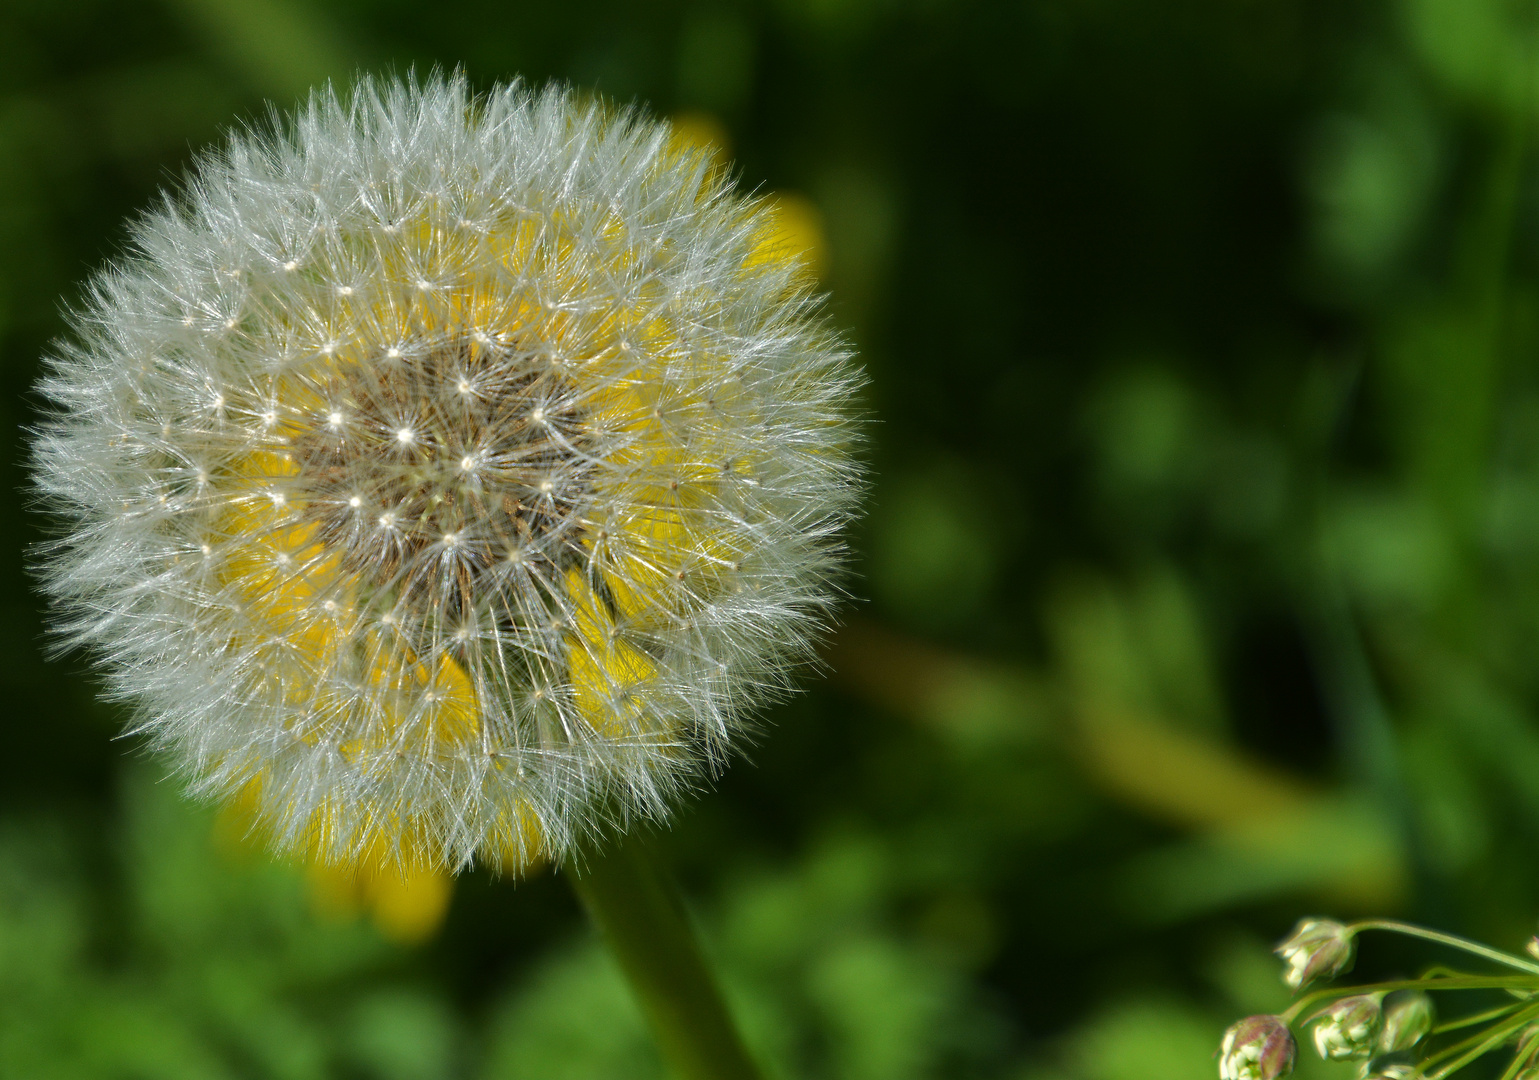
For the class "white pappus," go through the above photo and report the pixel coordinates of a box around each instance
[31,73,864,874]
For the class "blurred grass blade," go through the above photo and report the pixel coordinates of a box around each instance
[161,0,348,99]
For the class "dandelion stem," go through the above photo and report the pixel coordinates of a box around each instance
[567,831,765,1080]
[1347,920,1539,976]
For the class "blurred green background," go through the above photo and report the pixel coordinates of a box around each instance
[5,0,1539,1077]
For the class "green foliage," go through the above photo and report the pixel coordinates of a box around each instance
[9,0,1539,1076]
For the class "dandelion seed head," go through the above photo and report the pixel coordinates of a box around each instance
[31,73,862,875]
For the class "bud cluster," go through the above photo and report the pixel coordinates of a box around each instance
[1216,917,1539,1080]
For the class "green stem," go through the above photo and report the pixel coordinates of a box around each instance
[1421,1004,1531,1073]
[1281,976,1539,1024]
[1494,1035,1537,1080]
[1348,920,1539,976]
[566,831,765,1080]
[1433,1003,1525,1035]
[1423,1001,1539,1080]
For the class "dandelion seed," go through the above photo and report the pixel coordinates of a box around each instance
[30,73,862,875]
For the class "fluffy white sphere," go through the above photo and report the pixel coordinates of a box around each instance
[33,75,862,873]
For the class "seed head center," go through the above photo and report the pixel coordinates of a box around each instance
[291,336,590,622]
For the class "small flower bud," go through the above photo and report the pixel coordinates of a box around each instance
[1310,994,1386,1061]
[1276,918,1356,990]
[1219,1016,1297,1080]
[1378,991,1434,1053]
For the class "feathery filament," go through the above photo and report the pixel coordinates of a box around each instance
[32,75,863,873]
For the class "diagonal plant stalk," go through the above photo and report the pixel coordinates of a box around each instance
[1420,1001,1539,1080]
[567,830,765,1080]
[1346,920,1539,976]
[1432,1002,1526,1036]
[1280,975,1539,1026]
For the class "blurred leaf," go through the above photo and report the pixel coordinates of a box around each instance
[1325,488,1454,610]
[483,942,662,1080]
[1065,999,1219,1080]
[1303,69,1441,294]
[867,463,1004,629]
[1048,568,1228,741]
[160,0,349,100]
[813,163,897,327]
[1404,0,1537,112]
[828,618,1050,751]
[676,10,755,112]
[805,934,959,1080]
[85,61,238,160]
[343,991,458,1080]
[1088,366,1202,498]
[1119,795,1407,922]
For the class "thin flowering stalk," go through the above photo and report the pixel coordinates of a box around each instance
[1347,921,1539,976]
[1496,1050,1534,1080]
[1420,1003,1539,1080]
[1421,966,1475,981]
[1280,976,1539,1025]
[1432,1003,1525,1036]
[1417,1004,1538,1072]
